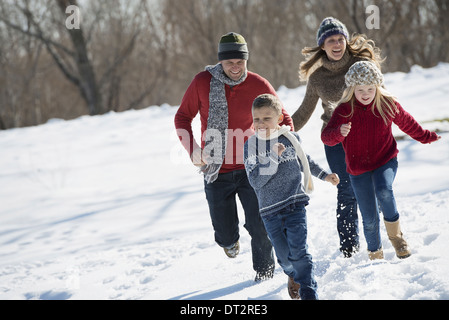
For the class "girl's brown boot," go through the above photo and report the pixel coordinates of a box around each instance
[368,248,384,260]
[384,220,411,259]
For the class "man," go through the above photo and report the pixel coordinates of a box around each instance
[174,32,294,281]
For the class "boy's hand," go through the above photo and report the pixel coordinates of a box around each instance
[340,122,352,137]
[272,143,286,156]
[325,173,340,186]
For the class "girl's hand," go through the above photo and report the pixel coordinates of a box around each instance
[325,173,340,186]
[429,135,442,143]
[340,122,352,137]
[272,143,286,156]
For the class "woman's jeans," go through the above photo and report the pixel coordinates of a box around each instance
[325,143,359,254]
[204,170,274,274]
[262,204,318,300]
[349,158,400,252]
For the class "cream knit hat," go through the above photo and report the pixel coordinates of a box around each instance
[345,61,384,87]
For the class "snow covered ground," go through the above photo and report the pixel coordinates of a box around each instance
[0,63,449,300]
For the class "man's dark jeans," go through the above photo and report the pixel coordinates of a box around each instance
[204,170,274,273]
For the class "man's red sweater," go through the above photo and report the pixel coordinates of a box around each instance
[175,70,294,173]
[321,99,439,176]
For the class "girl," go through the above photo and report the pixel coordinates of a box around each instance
[291,17,384,257]
[321,61,441,260]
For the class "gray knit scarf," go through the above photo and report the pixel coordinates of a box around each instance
[202,63,248,184]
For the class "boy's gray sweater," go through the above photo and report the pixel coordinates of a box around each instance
[244,132,328,217]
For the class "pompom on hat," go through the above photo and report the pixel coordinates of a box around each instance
[345,61,384,87]
[218,32,249,61]
[316,17,349,47]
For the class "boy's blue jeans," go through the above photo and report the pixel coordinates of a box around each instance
[262,203,318,300]
[324,143,360,254]
[349,157,400,252]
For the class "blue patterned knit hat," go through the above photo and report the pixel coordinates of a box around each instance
[316,17,349,47]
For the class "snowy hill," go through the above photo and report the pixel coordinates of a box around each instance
[0,63,449,300]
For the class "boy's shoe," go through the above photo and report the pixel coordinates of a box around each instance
[224,241,240,258]
[254,266,274,282]
[288,277,301,300]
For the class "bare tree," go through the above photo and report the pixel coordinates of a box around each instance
[0,0,148,116]
[0,0,100,114]
[0,0,448,129]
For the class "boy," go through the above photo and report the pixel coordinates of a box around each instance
[244,94,339,299]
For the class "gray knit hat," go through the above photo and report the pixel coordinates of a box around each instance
[316,17,349,47]
[218,32,249,61]
[345,61,384,87]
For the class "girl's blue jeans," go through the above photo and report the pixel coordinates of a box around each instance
[349,157,400,252]
[262,204,318,300]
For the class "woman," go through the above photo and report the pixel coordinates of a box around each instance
[291,17,384,257]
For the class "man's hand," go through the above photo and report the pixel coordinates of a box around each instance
[190,148,208,167]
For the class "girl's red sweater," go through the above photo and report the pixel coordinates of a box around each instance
[321,99,439,176]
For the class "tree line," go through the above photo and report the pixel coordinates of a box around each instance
[0,0,448,129]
